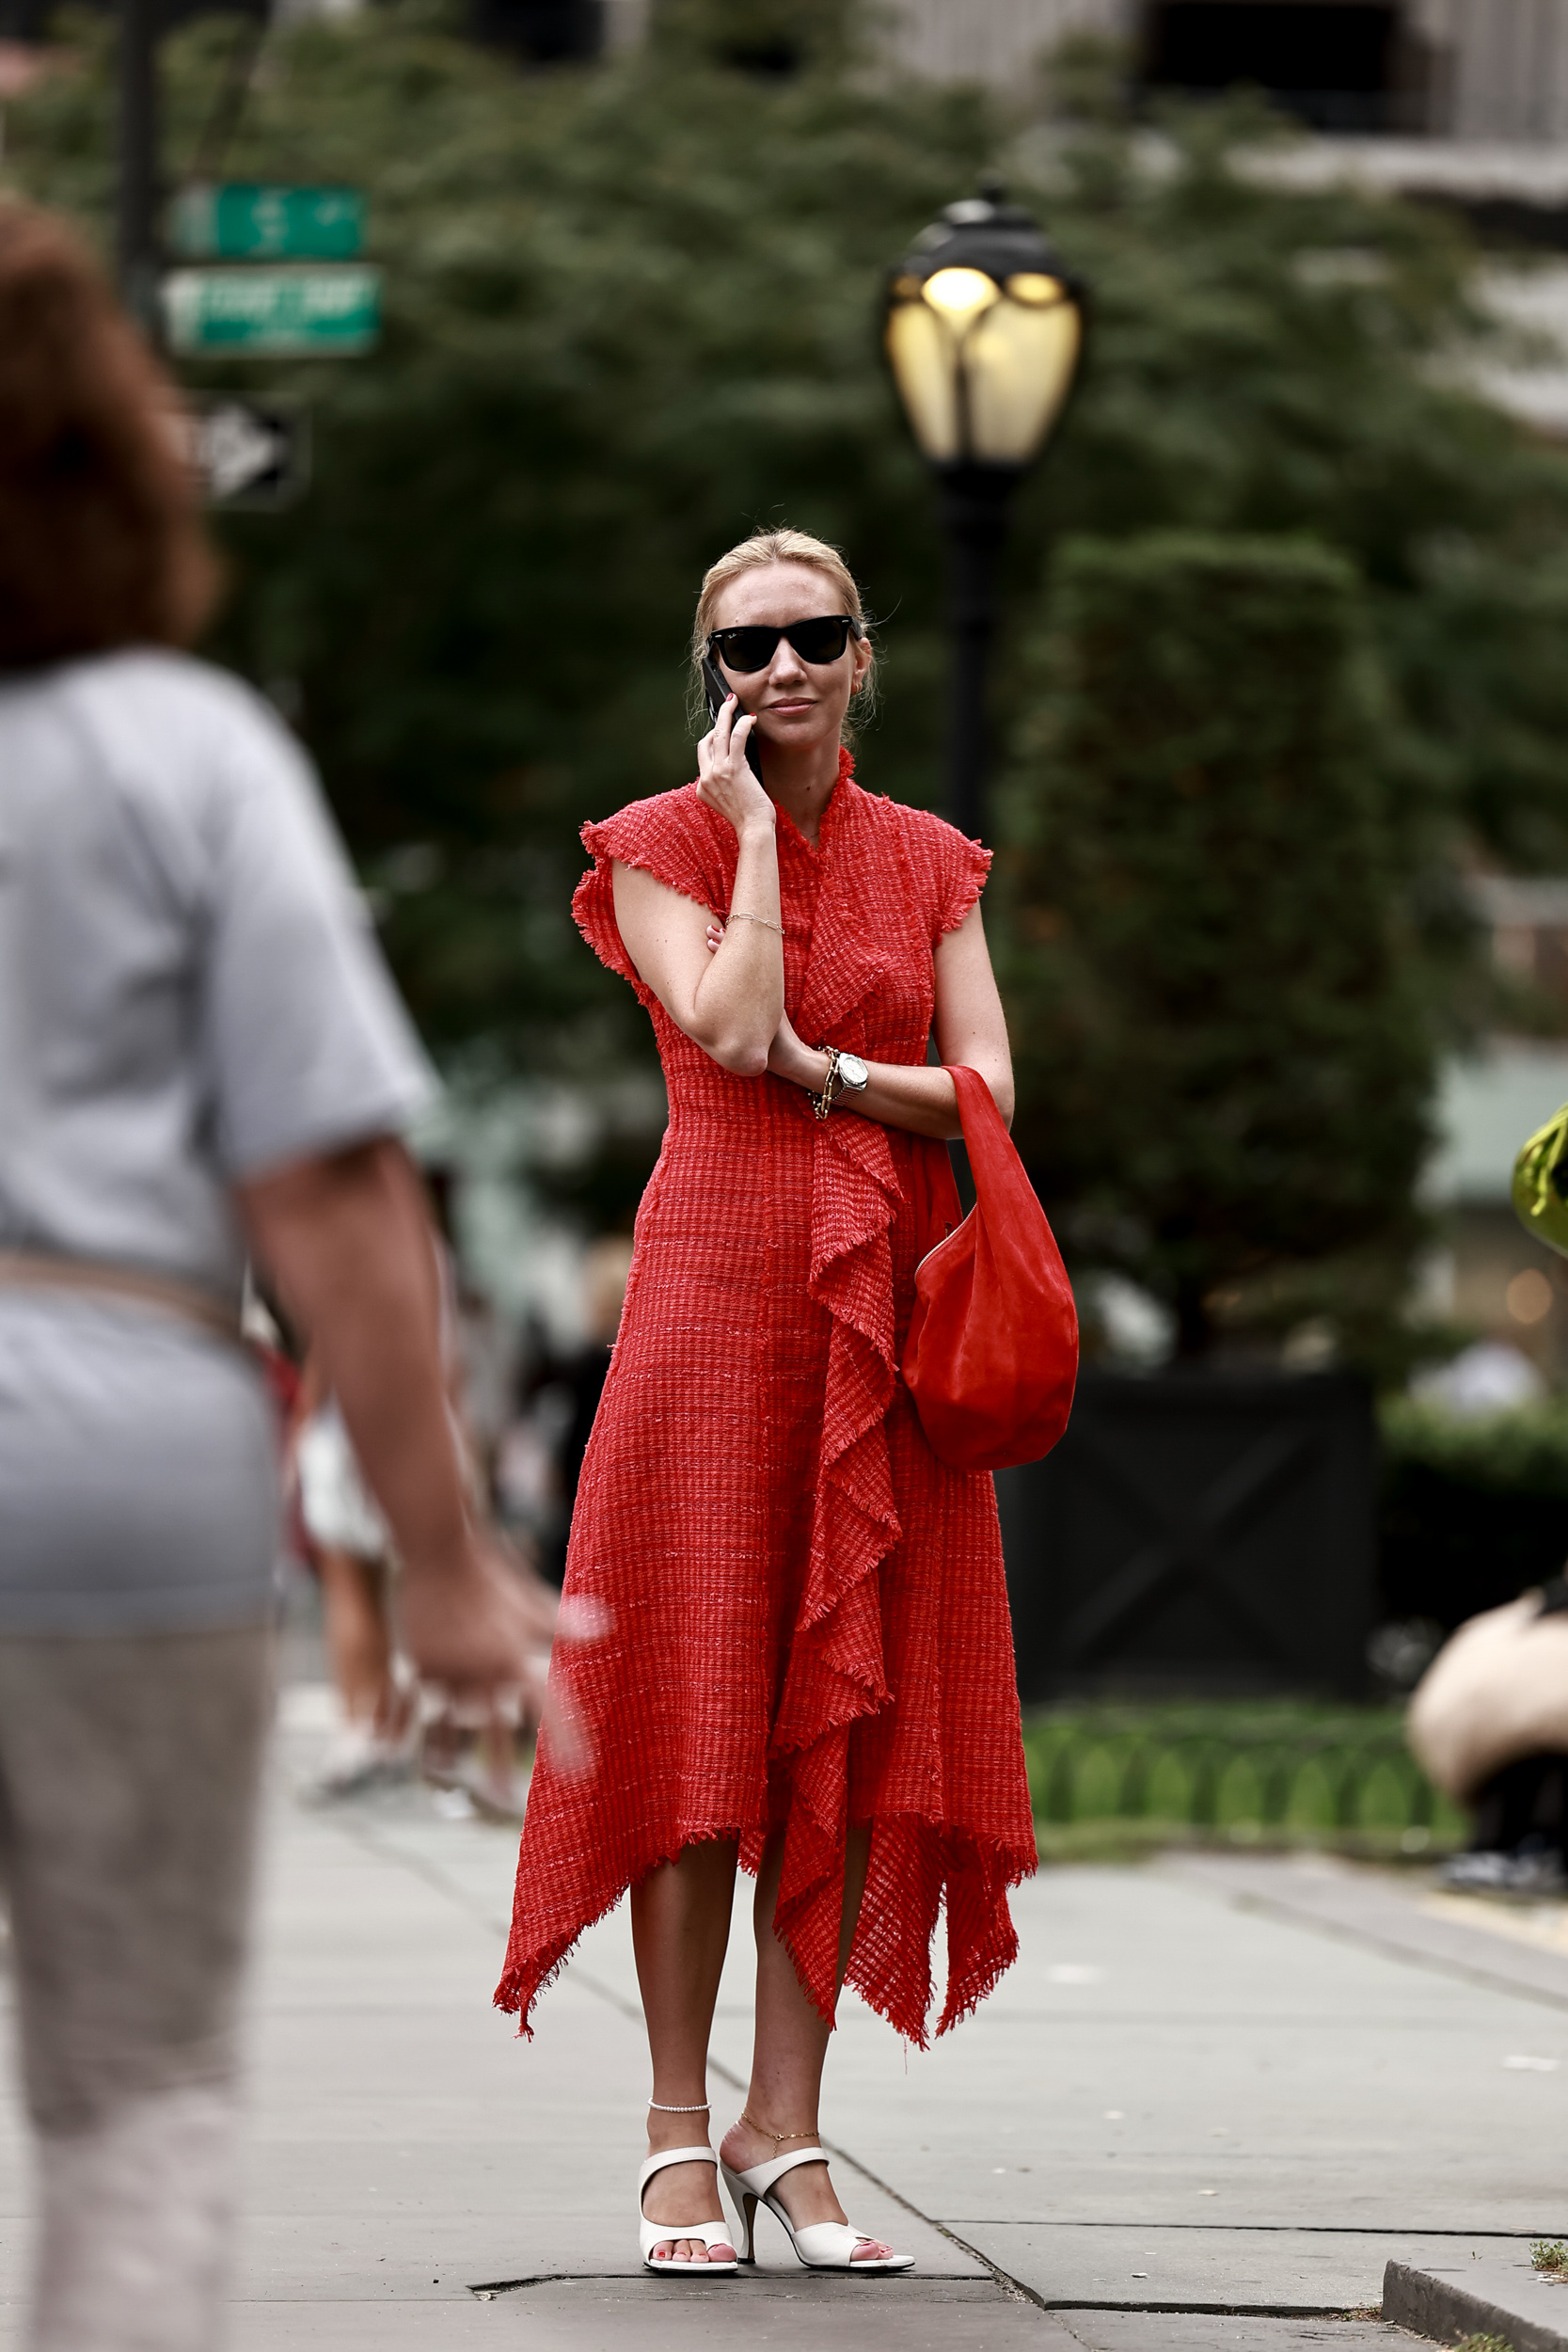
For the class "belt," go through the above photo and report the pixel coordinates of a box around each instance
[0,1249,243,1345]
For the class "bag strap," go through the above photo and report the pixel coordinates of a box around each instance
[944,1064,1049,1238]
[945,1063,1010,1174]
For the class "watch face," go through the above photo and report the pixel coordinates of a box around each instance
[838,1054,869,1089]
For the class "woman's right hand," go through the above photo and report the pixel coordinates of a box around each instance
[400,1532,603,1773]
[696,694,773,839]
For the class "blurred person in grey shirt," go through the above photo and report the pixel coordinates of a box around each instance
[0,203,559,2352]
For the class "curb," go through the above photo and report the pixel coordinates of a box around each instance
[1385,2257,1568,2351]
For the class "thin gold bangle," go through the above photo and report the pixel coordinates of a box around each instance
[726,910,784,937]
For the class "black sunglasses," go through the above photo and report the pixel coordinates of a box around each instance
[707,615,863,675]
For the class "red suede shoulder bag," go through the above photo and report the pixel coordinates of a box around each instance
[902,1065,1079,1473]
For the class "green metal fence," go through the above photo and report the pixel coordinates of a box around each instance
[1021,1706,1467,1852]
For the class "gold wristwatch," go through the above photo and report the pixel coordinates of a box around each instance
[811,1047,869,1120]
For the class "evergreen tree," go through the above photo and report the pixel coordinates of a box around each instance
[1002,532,1436,1366]
[8,7,1568,1188]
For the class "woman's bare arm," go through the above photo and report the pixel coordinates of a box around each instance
[611,696,784,1075]
[613,853,782,1075]
[237,1137,556,1703]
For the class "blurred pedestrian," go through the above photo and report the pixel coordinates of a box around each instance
[497,528,1036,2274]
[421,1164,519,1505]
[292,1357,414,1798]
[0,203,556,2352]
[528,1233,634,1584]
[1410,1572,1568,1892]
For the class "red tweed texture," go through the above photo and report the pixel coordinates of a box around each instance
[495,755,1037,2045]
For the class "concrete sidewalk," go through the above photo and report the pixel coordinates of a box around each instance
[221,1694,1567,2347]
[8,1688,1568,2346]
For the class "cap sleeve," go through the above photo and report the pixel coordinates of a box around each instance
[895,804,993,945]
[198,693,436,1178]
[573,787,728,993]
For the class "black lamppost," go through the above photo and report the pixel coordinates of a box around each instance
[117,0,161,331]
[883,185,1085,839]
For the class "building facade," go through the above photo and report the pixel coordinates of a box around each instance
[880,1,1568,144]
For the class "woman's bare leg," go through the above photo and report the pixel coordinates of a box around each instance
[718,1823,895,2261]
[631,1837,738,2265]
[316,1548,403,1735]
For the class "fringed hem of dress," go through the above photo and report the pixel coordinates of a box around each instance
[493,1810,1037,2047]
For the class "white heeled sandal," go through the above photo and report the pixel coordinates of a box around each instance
[720,2146,914,2273]
[638,2146,739,2275]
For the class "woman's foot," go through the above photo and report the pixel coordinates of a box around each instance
[642,2116,736,2265]
[719,2116,895,2263]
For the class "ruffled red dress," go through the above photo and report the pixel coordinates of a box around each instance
[496,754,1037,2046]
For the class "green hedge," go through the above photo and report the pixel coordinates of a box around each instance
[1022,1700,1466,1861]
[1379,1397,1568,1628]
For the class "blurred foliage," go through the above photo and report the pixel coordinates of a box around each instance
[7,0,990,1072]
[9,8,1568,1268]
[1380,1395,1568,1628]
[1383,1393,1568,1495]
[1001,532,1437,1360]
[1021,1698,1465,1854]
[1031,70,1568,909]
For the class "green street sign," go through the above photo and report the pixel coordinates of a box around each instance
[169,183,365,262]
[161,266,382,358]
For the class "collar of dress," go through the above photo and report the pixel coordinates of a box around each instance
[787,759,900,1050]
[775,745,858,861]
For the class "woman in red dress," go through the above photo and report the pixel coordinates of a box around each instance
[498,527,1036,2275]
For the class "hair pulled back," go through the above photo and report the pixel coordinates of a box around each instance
[689,526,875,742]
[0,203,218,671]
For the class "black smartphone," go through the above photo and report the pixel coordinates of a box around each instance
[701,653,765,784]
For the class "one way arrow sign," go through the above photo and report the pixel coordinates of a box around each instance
[182,396,310,510]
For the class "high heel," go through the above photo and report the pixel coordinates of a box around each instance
[638,2146,738,2275]
[720,2147,913,2273]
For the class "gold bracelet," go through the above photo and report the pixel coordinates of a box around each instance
[811,1046,842,1121]
[726,909,784,937]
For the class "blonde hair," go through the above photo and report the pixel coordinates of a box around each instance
[689,526,875,741]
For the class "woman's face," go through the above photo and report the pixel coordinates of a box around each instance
[709,561,873,759]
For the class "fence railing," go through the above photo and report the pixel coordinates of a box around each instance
[1022,1708,1465,1849]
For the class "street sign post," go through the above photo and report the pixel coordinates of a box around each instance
[169,183,365,262]
[180,396,310,510]
[161,265,381,358]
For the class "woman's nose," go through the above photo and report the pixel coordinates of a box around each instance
[768,641,808,687]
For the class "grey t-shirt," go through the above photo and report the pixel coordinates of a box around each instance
[0,649,436,1630]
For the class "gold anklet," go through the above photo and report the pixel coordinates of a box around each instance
[739,2108,819,2145]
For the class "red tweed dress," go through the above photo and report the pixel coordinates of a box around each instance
[496,752,1037,2045]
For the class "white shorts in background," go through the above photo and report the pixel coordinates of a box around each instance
[294,1403,390,1563]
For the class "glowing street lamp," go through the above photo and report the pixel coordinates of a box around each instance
[884,185,1085,837]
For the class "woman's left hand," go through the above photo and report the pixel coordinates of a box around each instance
[765,1009,827,1092]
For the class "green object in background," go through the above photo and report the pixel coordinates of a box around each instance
[1003,532,1433,1370]
[1513,1103,1568,1258]
[1021,1702,1465,1858]
[10,6,1565,1103]
[161,266,381,357]
[168,183,365,261]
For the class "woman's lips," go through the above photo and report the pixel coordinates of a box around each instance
[767,699,815,712]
